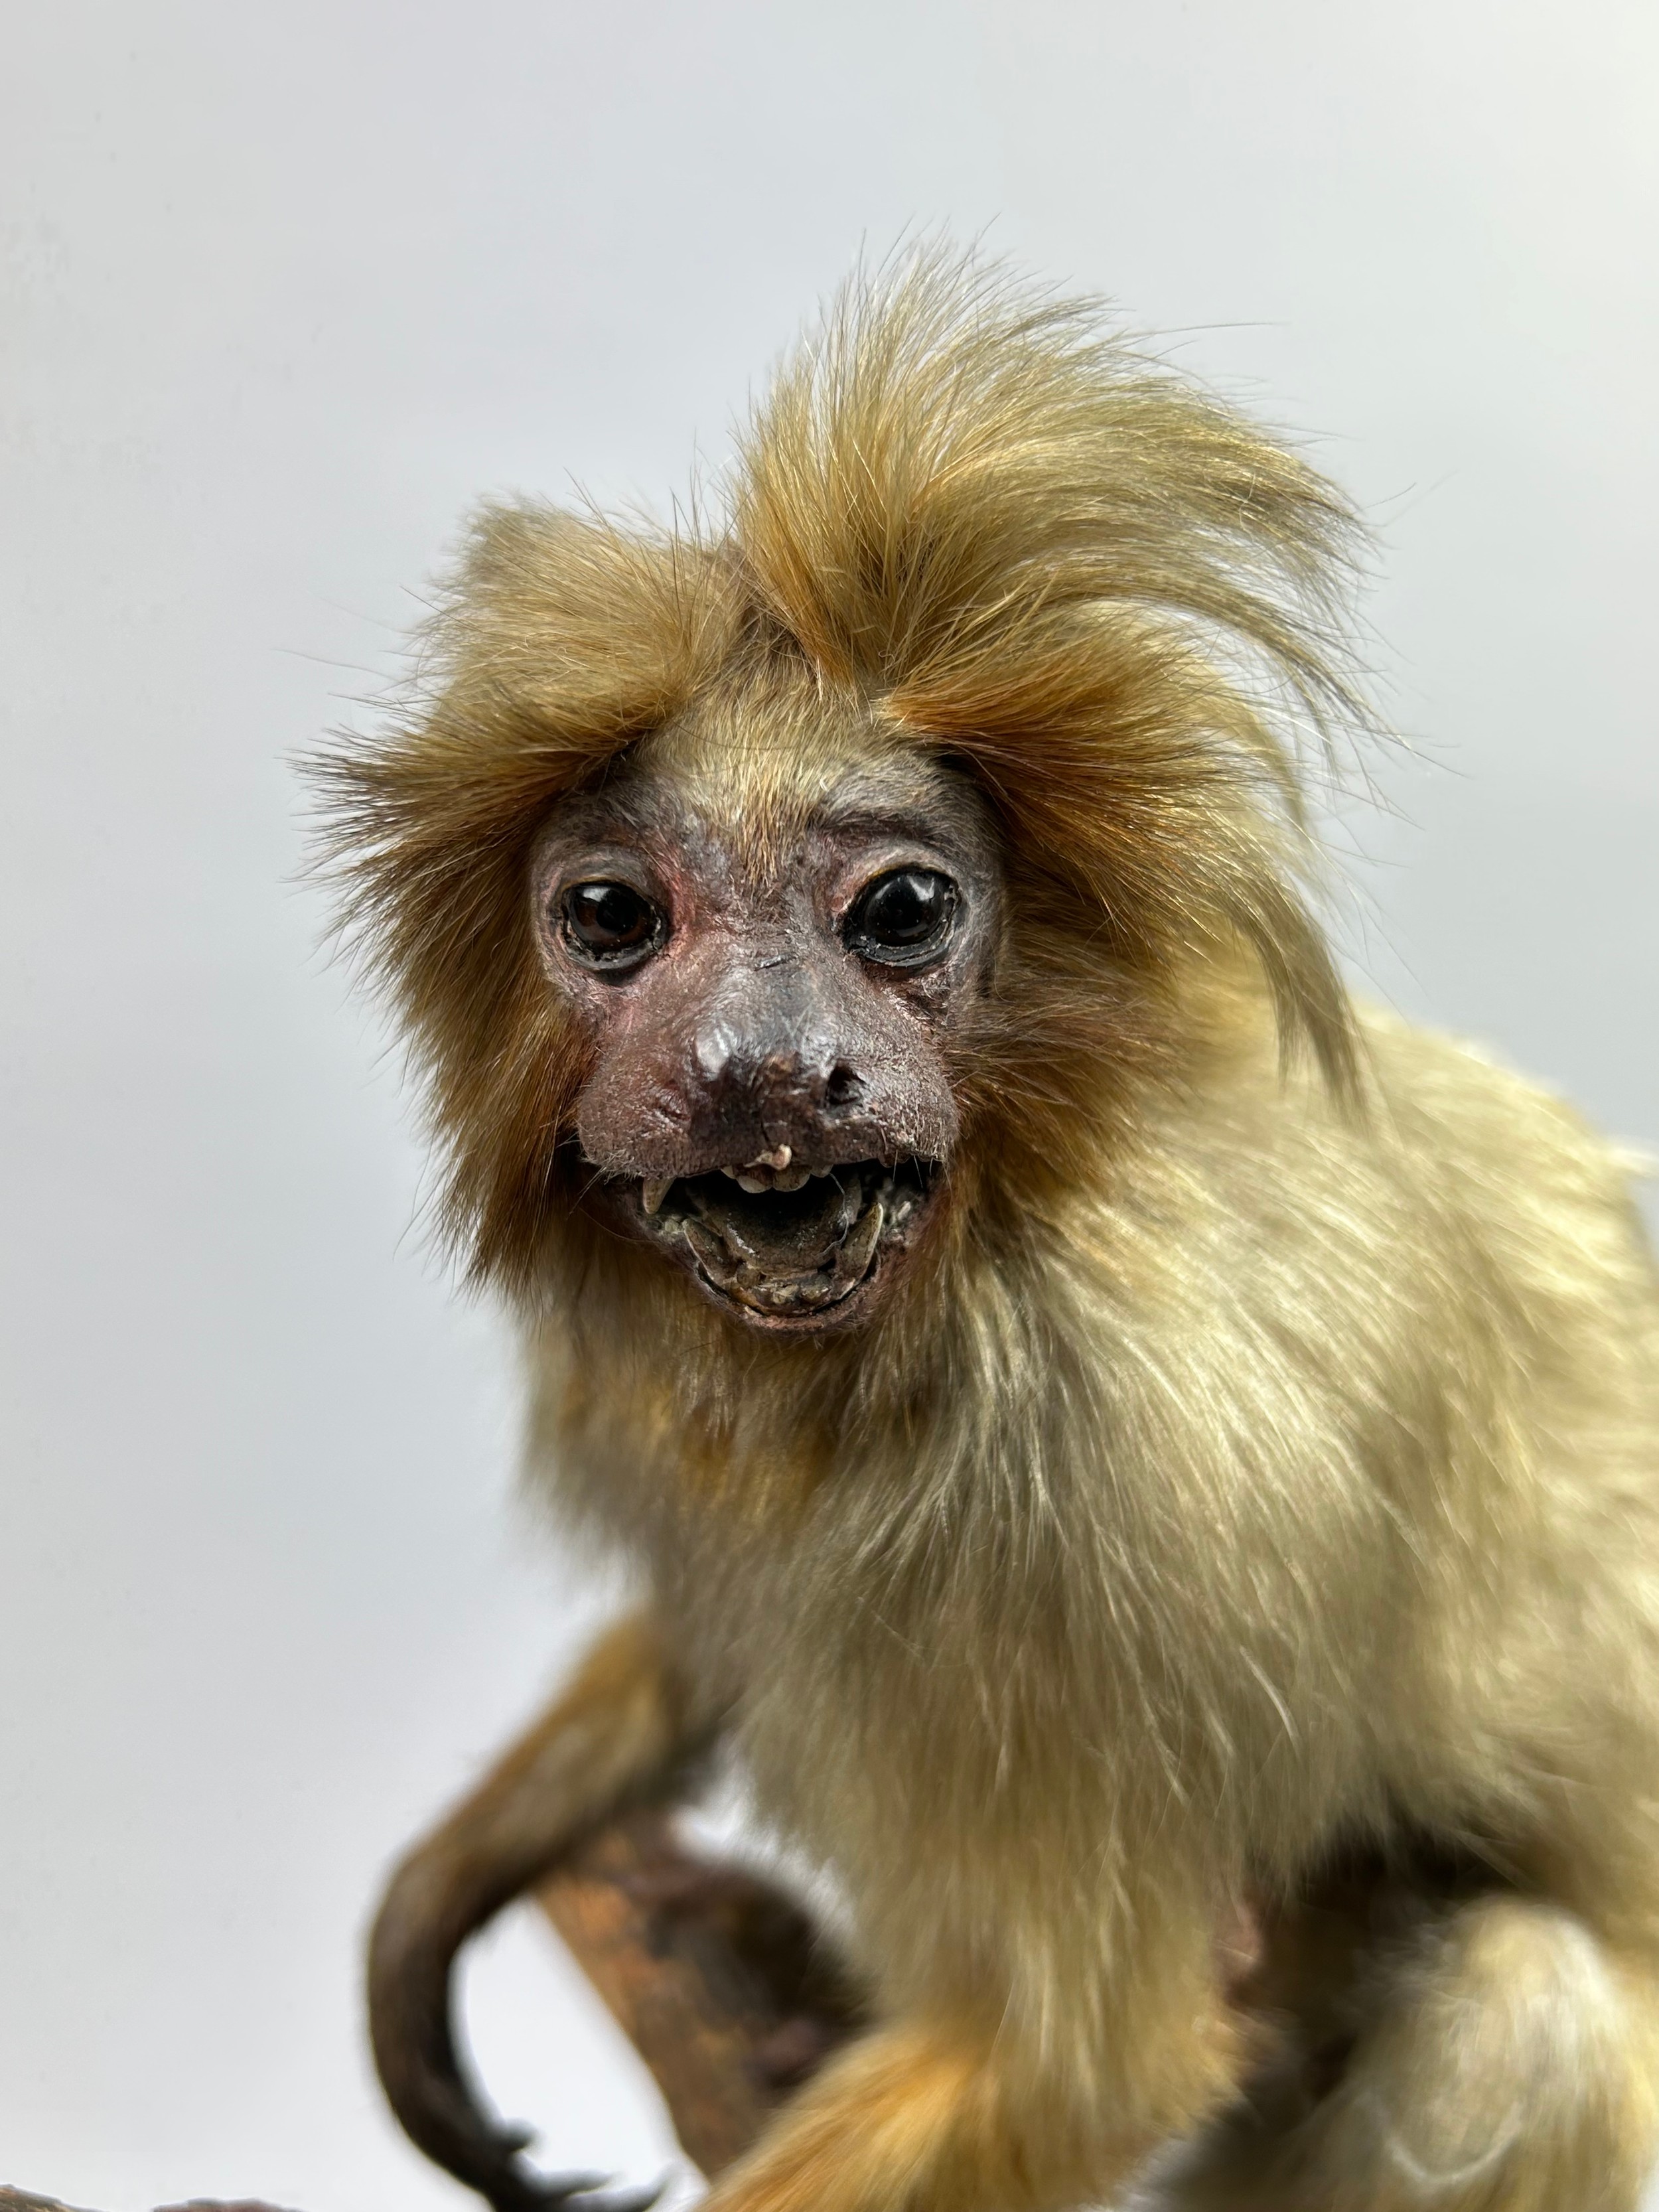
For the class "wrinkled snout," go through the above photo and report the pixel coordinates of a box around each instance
[575,944,959,1182]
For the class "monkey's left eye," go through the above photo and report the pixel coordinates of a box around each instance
[843,869,958,966]
[559,881,666,970]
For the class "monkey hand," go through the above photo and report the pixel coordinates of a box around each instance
[368,1839,662,2212]
[366,1619,697,2211]
[367,1849,654,2212]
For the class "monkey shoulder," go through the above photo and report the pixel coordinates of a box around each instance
[1127,1000,1655,1327]
[1352,1004,1656,1308]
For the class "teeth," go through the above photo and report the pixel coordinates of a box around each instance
[682,1220,729,1275]
[737,1173,769,1193]
[841,1197,885,1275]
[642,1178,674,1216]
[751,1145,792,1171]
[773,1167,810,1192]
[810,1165,831,1179]
[721,1165,741,1181]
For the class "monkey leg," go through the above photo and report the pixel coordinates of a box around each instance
[1165,1891,1659,2211]
[367,1613,711,2212]
[696,1987,1252,2212]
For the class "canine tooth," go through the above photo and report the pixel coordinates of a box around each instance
[682,1220,729,1274]
[737,1173,769,1193]
[773,1167,810,1192]
[842,1197,885,1275]
[642,1178,673,1216]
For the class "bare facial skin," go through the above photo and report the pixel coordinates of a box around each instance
[530,739,1002,1332]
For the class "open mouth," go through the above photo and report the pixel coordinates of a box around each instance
[630,1157,940,1324]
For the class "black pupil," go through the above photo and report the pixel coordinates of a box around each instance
[566,882,654,952]
[857,870,949,947]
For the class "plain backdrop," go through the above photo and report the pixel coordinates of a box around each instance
[1,3,1655,2206]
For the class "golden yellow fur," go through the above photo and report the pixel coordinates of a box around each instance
[331,252,1659,2208]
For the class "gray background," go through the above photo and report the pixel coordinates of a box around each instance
[1,3,1654,2206]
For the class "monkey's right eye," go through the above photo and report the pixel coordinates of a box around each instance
[558,881,666,970]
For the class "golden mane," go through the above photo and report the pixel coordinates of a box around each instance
[314,248,1372,1293]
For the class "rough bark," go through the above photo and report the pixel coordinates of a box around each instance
[536,1807,862,2177]
[1,2195,294,2212]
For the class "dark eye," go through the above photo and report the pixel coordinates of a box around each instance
[559,881,666,969]
[843,869,958,966]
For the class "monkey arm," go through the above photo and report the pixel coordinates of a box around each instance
[367,1613,717,2212]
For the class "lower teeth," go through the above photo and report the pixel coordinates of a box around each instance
[840,1197,884,1275]
[637,1160,932,1312]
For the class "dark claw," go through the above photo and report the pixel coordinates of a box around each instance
[597,2183,668,2212]
[475,2161,603,2212]
[478,2166,665,2212]
[573,2181,666,2212]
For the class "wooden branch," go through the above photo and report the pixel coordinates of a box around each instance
[1,2194,293,2212]
[537,1807,863,2178]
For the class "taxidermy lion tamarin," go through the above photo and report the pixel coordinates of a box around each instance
[321,252,1659,2211]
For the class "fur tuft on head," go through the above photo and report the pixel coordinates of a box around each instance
[313,246,1374,1297]
[734,250,1369,1102]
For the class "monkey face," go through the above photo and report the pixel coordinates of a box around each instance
[529,721,1002,1333]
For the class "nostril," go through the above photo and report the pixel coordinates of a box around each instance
[824,1064,863,1112]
